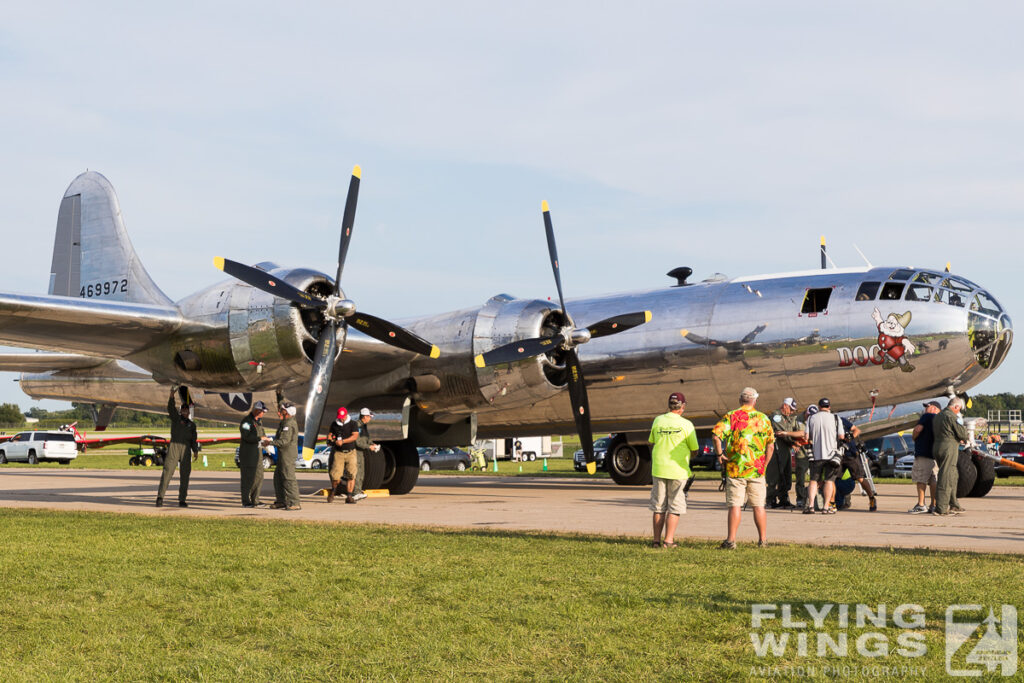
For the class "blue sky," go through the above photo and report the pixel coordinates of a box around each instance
[1,2,1021,411]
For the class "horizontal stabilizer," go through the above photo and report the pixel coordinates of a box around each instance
[0,292,182,357]
[0,352,108,372]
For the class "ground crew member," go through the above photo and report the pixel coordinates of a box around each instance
[712,387,775,549]
[647,392,698,548]
[270,401,301,510]
[156,387,199,507]
[909,401,942,514]
[794,405,818,507]
[350,407,380,501]
[239,400,268,508]
[767,397,803,509]
[327,407,359,503]
[932,397,968,516]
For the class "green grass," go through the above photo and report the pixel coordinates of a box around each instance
[0,509,1020,681]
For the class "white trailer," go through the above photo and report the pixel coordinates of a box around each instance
[475,436,562,461]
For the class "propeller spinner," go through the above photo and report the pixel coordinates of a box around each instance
[215,166,440,460]
[474,201,652,474]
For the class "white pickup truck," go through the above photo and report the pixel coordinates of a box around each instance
[0,431,78,464]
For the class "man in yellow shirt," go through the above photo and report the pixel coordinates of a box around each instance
[647,392,699,548]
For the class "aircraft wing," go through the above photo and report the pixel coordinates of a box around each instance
[82,434,241,449]
[0,293,183,357]
[0,352,109,372]
[854,413,921,442]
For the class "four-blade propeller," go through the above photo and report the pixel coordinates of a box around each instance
[474,201,652,474]
[215,166,440,460]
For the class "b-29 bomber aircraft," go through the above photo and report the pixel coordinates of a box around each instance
[0,168,1012,496]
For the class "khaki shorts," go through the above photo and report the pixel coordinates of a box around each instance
[911,457,938,486]
[725,476,767,508]
[330,450,357,480]
[650,477,687,515]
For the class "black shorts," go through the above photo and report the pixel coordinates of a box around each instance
[840,455,867,480]
[809,459,840,483]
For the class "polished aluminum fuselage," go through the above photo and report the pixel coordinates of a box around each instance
[20,265,1011,440]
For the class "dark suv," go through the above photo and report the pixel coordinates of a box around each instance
[996,441,1024,477]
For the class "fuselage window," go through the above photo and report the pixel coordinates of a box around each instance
[880,282,904,300]
[940,277,973,294]
[913,272,940,284]
[904,284,933,302]
[935,288,966,307]
[855,282,880,301]
[801,287,833,314]
[888,269,914,281]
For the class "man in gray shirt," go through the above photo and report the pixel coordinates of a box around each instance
[804,397,844,514]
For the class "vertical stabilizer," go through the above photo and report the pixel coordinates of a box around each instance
[49,171,173,306]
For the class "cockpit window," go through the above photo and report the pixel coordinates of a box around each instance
[880,282,904,300]
[940,277,973,294]
[904,284,932,302]
[888,269,915,281]
[855,282,879,301]
[971,291,1002,316]
[913,272,941,284]
[935,288,966,307]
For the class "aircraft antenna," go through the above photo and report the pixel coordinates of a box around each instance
[852,244,873,268]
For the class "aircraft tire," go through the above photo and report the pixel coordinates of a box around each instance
[968,454,995,497]
[955,451,978,499]
[607,438,652,486]
[363,451,386,490]
[381,441,419,495]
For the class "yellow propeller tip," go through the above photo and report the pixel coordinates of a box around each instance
[301,447,314,462]
[679,328,689,336]
[586,461,597,475]
[213,256,225,271]
[352,165,362,179]
[429,345,441,359]
[474,354,486,368]
[541,200,549,212]
[820,235,826,245]
[644,310,652,323]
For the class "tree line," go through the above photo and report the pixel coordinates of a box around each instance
[0,403,232,429]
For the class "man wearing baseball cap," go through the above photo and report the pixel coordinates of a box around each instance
[269,401,301,510]
[646,392,698,548]
[909,401,942,514]
[767,398,805,509]
[327,406,359,504]
[238,400,269,508]
[348,408,381,501]
[712,387,775,548]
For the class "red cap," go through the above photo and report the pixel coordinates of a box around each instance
[336,407,348,421]
[669,392,686,405]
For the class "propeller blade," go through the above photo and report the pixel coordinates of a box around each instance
[347,312,441,358]
[586,311,652,339]
[565,348,596,474]
[301,320,339,462]
[214,257,326,309]
[334,165,361,293]
[542,201,567,315]
[474,335,561,368]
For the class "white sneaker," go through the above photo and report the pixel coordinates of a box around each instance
[353,492,368,501]
[908,504,928,514]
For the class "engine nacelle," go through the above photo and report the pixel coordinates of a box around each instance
[138,264,343,391]
[404,294,569,418]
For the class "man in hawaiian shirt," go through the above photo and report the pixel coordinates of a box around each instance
[712,386,775,549]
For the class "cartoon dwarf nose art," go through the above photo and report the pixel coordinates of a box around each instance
[872,307,916,372]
